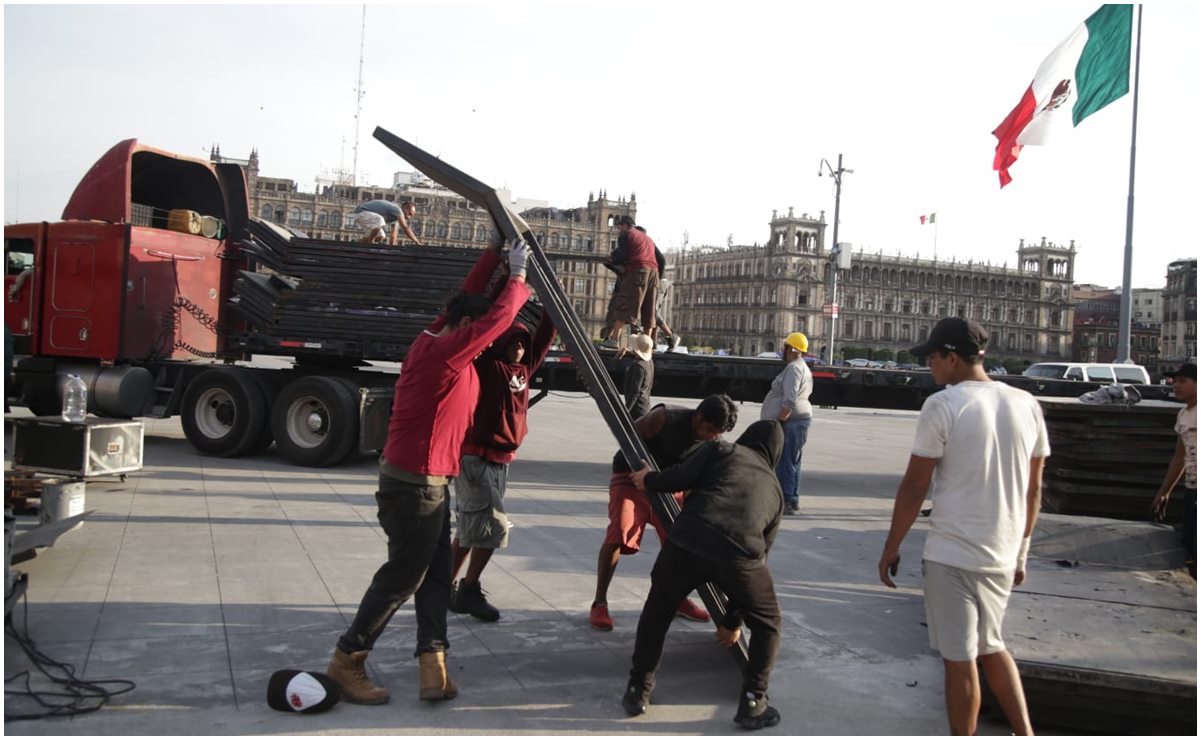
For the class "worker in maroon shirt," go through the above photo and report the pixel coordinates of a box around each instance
[326,238,531,706]
[602,216,659,349]
[450,305,556,621]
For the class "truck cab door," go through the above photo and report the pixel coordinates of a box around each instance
[4,223,46,354]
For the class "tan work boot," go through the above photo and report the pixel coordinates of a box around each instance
[326,647,390,705]
[417,651,459,701]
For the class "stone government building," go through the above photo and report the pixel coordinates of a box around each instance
[667,208,1076,365]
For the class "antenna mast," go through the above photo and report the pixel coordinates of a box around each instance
[351,4,366,186]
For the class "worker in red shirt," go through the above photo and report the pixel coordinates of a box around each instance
[449,305,556,621]
[602,216,659,349]
[326,238,531,706]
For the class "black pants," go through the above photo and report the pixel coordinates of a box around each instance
[338,474,452,656]
[630,541,781,696]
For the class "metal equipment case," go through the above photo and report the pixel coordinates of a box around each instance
[10,417,144,478]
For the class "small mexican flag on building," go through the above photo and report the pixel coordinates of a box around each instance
[992,4,1133,187]
[919,213,937,225]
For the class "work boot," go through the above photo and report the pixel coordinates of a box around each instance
[622,675,654,716]
[450,580,500,622]
[734,691,781,730]
[668,335,681,351]
[417,651,459,701]
[326,647,390,705]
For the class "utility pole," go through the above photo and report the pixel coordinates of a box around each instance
[819,154,853,364]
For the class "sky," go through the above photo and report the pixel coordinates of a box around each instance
[3,1,1198,290]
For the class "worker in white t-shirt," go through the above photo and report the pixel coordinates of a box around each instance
[1152,361,1197,569]
[878,317,1050,736]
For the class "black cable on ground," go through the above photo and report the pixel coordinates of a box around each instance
[4,588,136,720]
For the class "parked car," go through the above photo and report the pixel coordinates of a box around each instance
[846,358,872,367]
[1022,362,1150,384]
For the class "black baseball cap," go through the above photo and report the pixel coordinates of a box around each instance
[267,669,341,714]
[910,317,989,359]
[1164,362,1197,381]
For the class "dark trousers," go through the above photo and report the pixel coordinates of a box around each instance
[338,474,452,657]
[630,541,781,696]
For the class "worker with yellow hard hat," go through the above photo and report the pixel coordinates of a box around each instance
[760,331,814,515]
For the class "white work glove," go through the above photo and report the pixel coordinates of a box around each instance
[507,237,530,279]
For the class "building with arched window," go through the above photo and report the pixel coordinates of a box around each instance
[668,208,1077,366]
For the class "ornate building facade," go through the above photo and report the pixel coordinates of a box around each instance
[1160,258,1198,371]
[668,210,1076,365]
[212,148,633,341]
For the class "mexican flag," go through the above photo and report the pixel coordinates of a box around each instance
[919,213,937,225]
[992,4,1132,188]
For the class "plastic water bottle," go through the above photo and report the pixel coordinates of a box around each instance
[62,374,87,423]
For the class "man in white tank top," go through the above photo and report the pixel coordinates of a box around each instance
[878,317,1050,735]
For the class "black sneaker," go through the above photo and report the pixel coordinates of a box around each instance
[622,680,652,716]
[734,692,780,730]
[450,580,500,622]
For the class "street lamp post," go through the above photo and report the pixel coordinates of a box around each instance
[819,154,853,364]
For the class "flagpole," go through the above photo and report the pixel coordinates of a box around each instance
[1117,4,1142,364]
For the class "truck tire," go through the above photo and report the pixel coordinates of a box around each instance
[271,376,359,467]
[245,374,278,455]
[181,369,269,457]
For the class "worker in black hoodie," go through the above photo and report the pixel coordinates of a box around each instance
[627,419,785,730]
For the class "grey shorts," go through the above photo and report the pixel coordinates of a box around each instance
[922,560,1012,662]
[453,455,511,549]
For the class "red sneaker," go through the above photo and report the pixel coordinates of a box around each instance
[675,598,710,622]
[590,602,614,631]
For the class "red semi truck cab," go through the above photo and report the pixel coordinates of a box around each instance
[5,139,250,416]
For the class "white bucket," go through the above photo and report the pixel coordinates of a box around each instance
[40,479,86,530]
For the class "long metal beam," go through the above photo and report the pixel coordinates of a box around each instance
[372,126,748,669]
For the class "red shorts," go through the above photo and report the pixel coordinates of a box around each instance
[604,472,685,554]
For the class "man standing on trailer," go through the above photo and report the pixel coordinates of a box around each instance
[325,238,529,705]
[602,217,659,348]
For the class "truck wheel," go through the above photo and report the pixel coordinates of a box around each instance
[271,376,359,467]
[181,369,269,457]
[245,374,278,455]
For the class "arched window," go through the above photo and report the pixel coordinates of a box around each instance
[301,208,313,225]
[328,210,340,228]
[477,225,487,241]
[438,222,448,238]
[317,210,328,227]
[289,207,301,225]
[452,223,462,239]
[274,208,285,223]
[259,204,273,219]
[345,212,357,229]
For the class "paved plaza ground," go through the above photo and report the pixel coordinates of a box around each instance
[4,391,1195,735]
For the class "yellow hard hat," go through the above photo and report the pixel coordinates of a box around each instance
[785,332,809,353]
